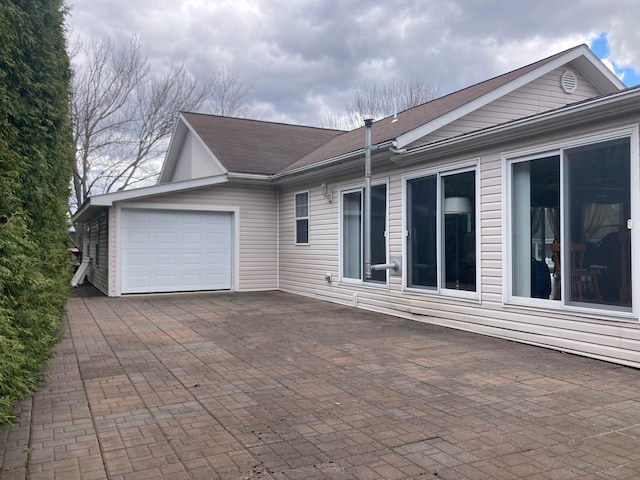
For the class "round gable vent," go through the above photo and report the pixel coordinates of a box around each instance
[561,70,578,94]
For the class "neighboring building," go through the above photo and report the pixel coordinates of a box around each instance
[74,44,640,367]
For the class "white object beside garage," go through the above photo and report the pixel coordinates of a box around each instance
[120,208,233,294]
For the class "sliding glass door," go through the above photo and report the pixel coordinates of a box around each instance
[341,184,387,283]
[510,136,632,310]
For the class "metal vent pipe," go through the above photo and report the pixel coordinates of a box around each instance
[363,118,373,280]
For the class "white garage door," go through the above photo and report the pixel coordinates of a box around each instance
[121,209,232,294]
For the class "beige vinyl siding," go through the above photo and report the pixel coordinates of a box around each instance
[171,131,225,181]
[278,118,640,368]
[416,67,603,145]
[84,214,108,294]
[110,183,277,292]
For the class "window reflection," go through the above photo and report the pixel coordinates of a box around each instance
[510,137,632,310]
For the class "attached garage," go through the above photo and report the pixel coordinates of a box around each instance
[120,208,233,294]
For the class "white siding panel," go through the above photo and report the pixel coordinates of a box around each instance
[278,118,640,368]
[109,184,277,293]
[171,131,225,182]
[415,67,603,145]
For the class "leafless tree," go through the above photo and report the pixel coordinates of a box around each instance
[208,66,255,118]
[70,36,255,213]
[319,110,361,131]
[322,79,440,130]
[71,36,146,210]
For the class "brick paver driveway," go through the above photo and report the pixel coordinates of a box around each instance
[2,291,640,479]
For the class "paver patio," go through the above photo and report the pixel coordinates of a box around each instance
[2,291,640,479]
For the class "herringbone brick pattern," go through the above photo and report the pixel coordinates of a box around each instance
[2,291,640,479]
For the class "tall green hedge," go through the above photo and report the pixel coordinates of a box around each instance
[0,0,74,425]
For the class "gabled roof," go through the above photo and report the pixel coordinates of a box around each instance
[161,113,345,179]
[161,44,625,184]
[279,44,624,175]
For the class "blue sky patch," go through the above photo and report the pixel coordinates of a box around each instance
[592,32,639,87]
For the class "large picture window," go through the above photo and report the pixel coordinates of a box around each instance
[509,136,632,311]
[406,169,477,293]
[341,184,387,282]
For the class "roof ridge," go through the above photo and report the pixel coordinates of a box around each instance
[368,44,588,126]
[181,111,346,133]
[277,44,594,175]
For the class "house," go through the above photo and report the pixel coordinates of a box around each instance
[73,44,640,367]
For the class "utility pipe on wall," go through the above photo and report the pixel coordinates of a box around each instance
[363,118,374,280]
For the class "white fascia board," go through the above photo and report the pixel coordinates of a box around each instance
[226,172,271,183]
[157,114,186,183]
[395,46,600,149]
[73,174,230,223]
[396,87,640,161]
[579,46,627,91]
[158,113,229,184]
[271,141,393,181]
[90,174,229,207]
[183,116,228,175]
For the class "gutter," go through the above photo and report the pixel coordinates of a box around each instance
[72,174,229,223]
[270,141,394,180]
[392,87,640,161]
[226,172,271,183]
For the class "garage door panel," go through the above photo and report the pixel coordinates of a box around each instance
[155,252,178,267]
[182,232,203,245]
[121,209,232,294]
[156,232,178,244]
[126,231,151,245]
[126,253,151,267]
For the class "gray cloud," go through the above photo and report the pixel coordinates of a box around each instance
[67,0,640,127]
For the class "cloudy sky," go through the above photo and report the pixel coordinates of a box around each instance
[66,0,640,128]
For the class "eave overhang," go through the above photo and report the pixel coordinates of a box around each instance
[391,86,640,165]
[72,174,229,223]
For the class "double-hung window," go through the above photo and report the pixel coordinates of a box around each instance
[341,184,387,283]
[406,167,477,294]
[507,132,635,313]
[295,192,309,244]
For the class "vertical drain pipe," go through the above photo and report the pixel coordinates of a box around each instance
[363,118,374,280]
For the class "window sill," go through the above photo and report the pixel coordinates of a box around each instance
[404,286,480,303]
[339,279,390,290]
[504,297,637,323]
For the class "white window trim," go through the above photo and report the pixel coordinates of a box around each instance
[338,180,390,287]
[402,160,480,300]
[501,125,639,321]
[340,187,363,283]
[294,191,309,246]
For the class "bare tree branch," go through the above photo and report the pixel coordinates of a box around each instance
[69,35,256,213]
[323,79,441,131]
[206,66,254,117]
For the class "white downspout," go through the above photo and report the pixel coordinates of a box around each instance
[276,186,280,290]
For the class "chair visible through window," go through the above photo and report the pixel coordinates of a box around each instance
[570,243,602,303]
[551,241,561,300]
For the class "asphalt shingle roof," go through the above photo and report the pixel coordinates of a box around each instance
[282,46,582,173]
[183,45,595,177]
[181,113,344,175]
